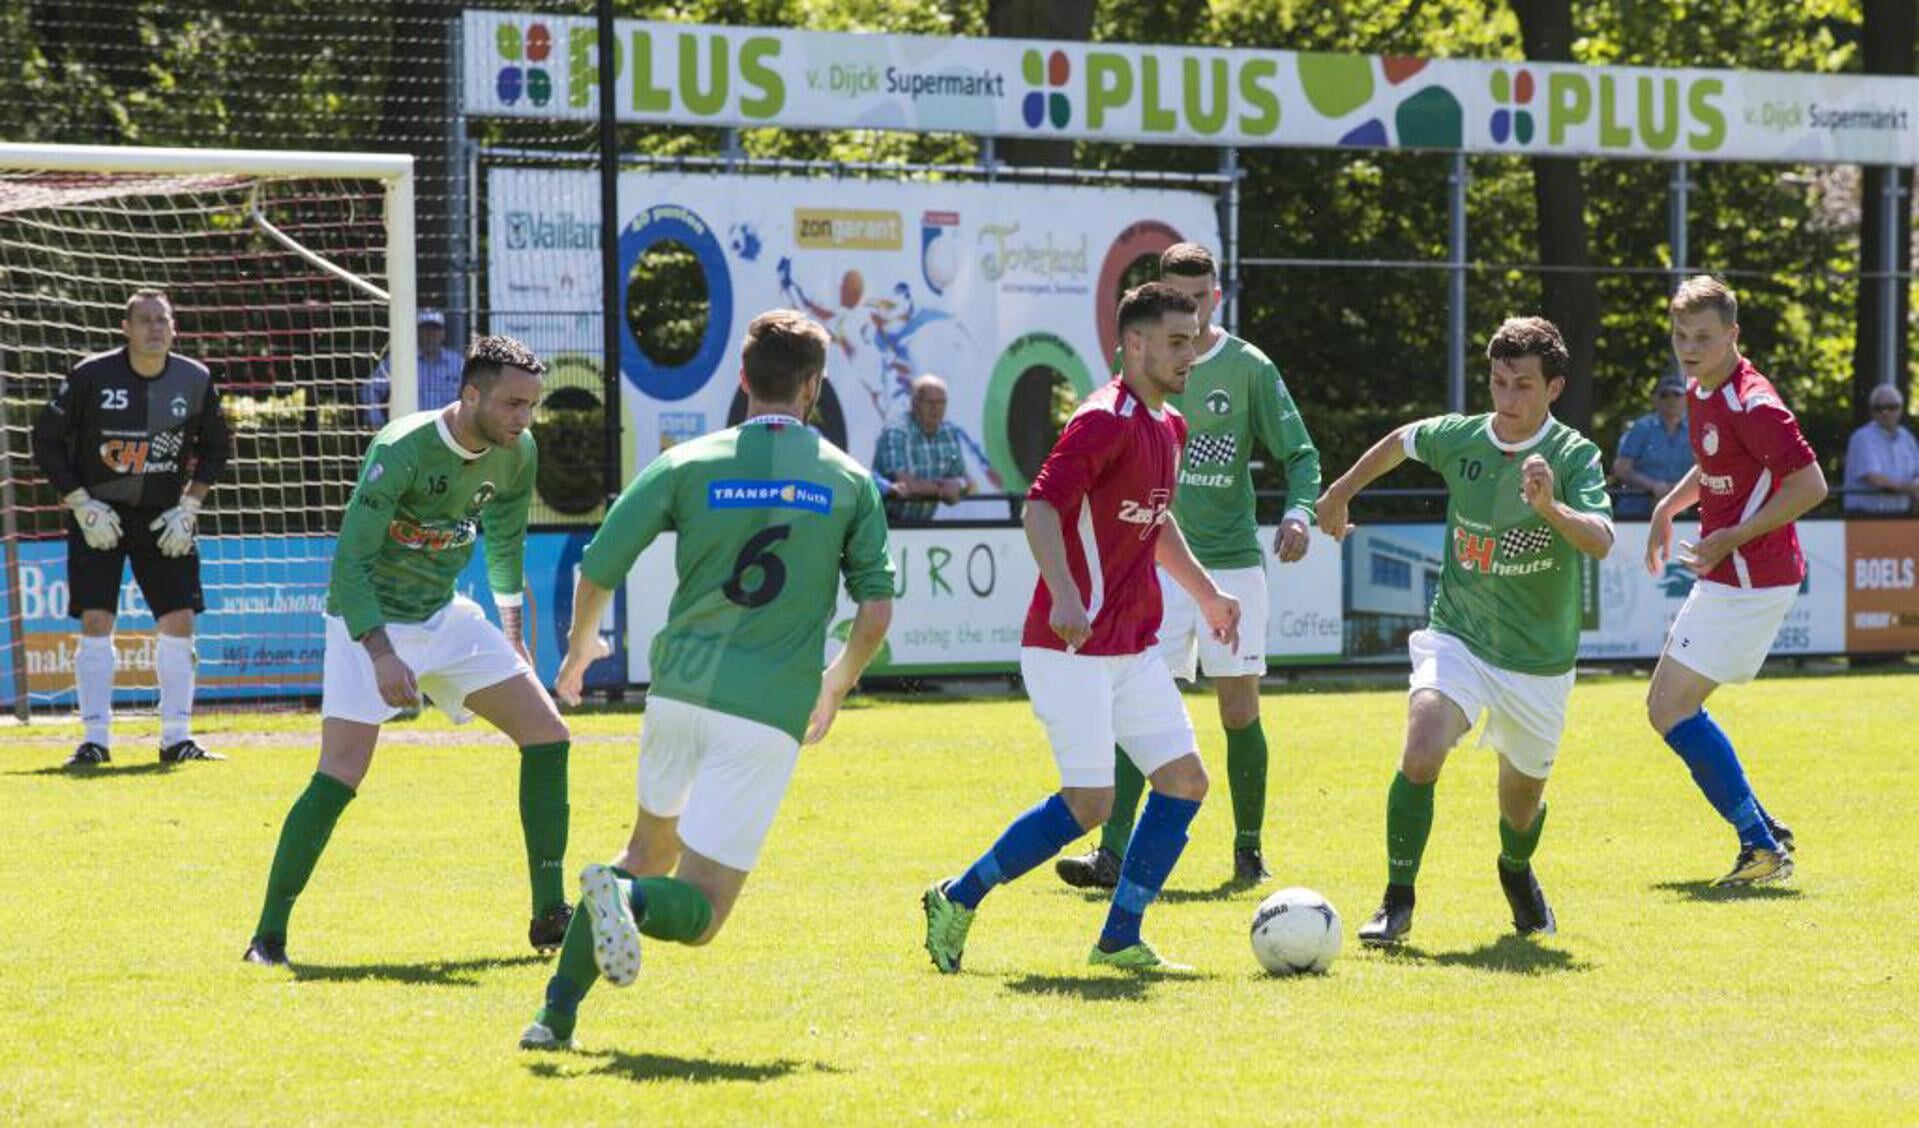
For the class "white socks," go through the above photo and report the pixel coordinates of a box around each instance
[76,635,115,747]
[157,634,197,747]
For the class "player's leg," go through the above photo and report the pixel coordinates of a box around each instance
[127,524,214,762]
[1647,583,1794,883]
[1480,663,1568,936]
[1360,631,1480,946]
[63,517,123,767]
[927,648,1109,973]
[245,717,379,966]
[1494,756,1555,935]
[463,669,573,949]
[1214,674,1268,882]
[1091,653,1204,970]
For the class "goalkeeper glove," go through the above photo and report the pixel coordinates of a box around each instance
[150,495,202,558]
[63,489,122,551]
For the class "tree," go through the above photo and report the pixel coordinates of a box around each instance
[1851,0,1916,423]
[1510,0,1601,433]
[986,0,1095,170]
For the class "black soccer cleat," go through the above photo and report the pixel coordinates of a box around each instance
[243,937,290,967]
[1054,845,1121,890]
[529,902,574,954]
[1714,845,1793,887]
[1232,846,1272,886]
[63,742,111,769]
[1498,863,1558,936]
[1357,887,1415,947]
[159,739,224,763]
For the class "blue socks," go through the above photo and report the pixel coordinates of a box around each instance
[1664,709,1779,851]
[946,793,1085,909]
[1099,791,1202,952]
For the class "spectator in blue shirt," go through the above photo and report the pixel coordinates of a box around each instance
[1843,384,1919,514]
[1612,372,1694,518]
[362,308,466,427]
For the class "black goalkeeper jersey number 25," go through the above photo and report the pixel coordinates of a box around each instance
[31,347,233,510]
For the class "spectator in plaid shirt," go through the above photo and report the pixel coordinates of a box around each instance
[872,374,975,524]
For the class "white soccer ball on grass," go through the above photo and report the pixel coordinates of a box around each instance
[1250,886,1342,975]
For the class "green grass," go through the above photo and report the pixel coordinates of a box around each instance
[3,674,1914,1124]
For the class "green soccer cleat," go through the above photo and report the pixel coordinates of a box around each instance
[517,1021,575,1052]
[921,882,976,974]
[579,863,642,987]
[1087,940,1194,973]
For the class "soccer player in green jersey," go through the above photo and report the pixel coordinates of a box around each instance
[519,310,894,1051]
[244,336,573,967]
[1056,243,1321,888]
[1316,317,1613,946]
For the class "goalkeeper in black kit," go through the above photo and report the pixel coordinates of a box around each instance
[30,289,232,768]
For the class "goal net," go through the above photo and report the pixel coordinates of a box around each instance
[0,144,415,717]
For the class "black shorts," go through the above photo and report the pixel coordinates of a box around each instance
[66,505,206,619]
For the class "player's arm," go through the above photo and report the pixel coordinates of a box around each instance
[1644,466,1703,576]
[1684,398,1828,575]
[555,455,675,705]
[150,381,232,557]
[1315,421,1419,541]
[1521,449,1613,559]
[1157,517,1241,651]
[331,448,422,705]
[1251,362,1323,561]
[30,368,122,548]
[1022,499,1088,650]
[808,477,898,744]
[1022,409,1118,650]
[481,439,538,663]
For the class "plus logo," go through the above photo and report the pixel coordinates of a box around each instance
[1021,49,1071,130]
[495,21,554,107]
[1489,68,1536,145]
[1454,527,1497,573]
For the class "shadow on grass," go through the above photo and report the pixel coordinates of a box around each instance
[526,1049,839,1085]
[293,954,547,987]
[1374,934,1590,976]
[1649,879,1804,903]
[1062,878,1252,906]
[7,762,182,778]
[999,969,1210,1001]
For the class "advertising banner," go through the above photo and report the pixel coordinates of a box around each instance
[464,12,1919,165]
[621,524,1343,681]
[486,167,1220,500]
[1843,519,1919,653]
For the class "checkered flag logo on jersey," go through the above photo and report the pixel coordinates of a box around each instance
[1499,524,1555,559]
[1186,431,1238,466]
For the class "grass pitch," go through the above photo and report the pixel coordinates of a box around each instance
[2,673,1914,1124]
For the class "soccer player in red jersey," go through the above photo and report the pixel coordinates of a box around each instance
[1645,276,1827,886]
[920,283,1241,973]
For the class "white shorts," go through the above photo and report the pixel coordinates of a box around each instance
[1020,647,1198,788]
[1157,565,1268,681]
[322,596,529,725]
[637,695,801,872]
[1663,580,1799,686]
[1407,629,1573,780]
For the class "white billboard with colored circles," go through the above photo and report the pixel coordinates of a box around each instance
[485,168,1221,497]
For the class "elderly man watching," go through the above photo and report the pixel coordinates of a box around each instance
[1843,384,1919,514]
[1612,372,1694,518]
[362,308,466,428]
[872,374,976,525]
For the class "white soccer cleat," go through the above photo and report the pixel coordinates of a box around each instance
[517,1021,574,1052]
[579,863,642,988]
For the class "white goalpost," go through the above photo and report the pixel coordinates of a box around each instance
[0,143,416,716]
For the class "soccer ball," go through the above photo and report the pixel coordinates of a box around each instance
[1250,887,1342,975]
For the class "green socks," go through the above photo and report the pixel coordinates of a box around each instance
[253,771,356,942]
[537,895,600,1040]
[1097,746,1146,857]
[533,869,716,1040]
[519,741,571,916]
[1386,770,1436,886]
[631,876,715,943]
[1224,718,1268,849]
[1499,803,1548,873]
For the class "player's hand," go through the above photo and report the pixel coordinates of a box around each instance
[1644,511,1675,576]
[148,497,201,557]
[804,668,856,745]
[1274,517,1310,563]
[372,652,421,708]
[1314,489,1354,542]
[554,635,613,707]
[1679,528,1740,576]
[1201,589,1242,653]
[1521,455,1557,515]
[1049,596,1092,652]
[63,489,121,551]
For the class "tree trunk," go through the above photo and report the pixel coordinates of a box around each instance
[1852,0,1916,423]
[1510,0,1600,433]
[986,0,1096,171]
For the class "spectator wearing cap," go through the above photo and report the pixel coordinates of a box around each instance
[1612,372,1695,518]
[1843,384,1919,514]
[361,308,466,427]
